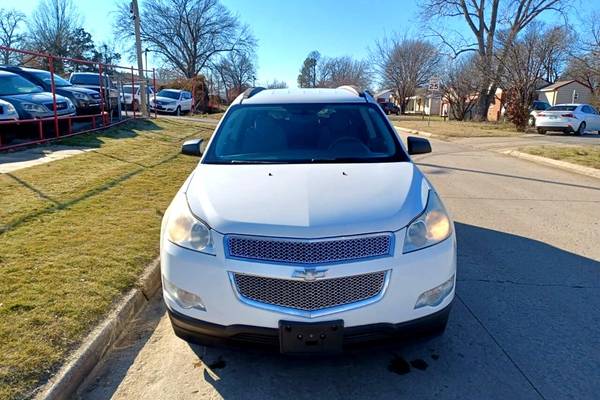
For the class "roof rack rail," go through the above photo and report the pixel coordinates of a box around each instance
[242,86,266,100]
[336,85,372,99]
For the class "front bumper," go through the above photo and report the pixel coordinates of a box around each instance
[168,299,452,348]
[162,229,456,332]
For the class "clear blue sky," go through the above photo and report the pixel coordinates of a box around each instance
[7,0,594,88]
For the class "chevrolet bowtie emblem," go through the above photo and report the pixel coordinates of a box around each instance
[292,268,328,281]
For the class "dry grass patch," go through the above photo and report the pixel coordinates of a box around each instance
[0,119,214,399]
[390,115,525,137]
[520,145,600,169]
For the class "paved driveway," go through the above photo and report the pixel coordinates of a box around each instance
[77,133,600,400]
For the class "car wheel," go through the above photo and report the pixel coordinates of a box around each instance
[528,116,535,127]
[537,128,546,135]
[575,122,586,136]
[175,106,181,116]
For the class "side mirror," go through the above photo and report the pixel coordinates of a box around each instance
[181,139,204,157]
[407,136,432,155]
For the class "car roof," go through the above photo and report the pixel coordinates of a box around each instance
[0,70,19,77]
[233,88,371,105]
[550,103,585,107]
[159,88,184,92]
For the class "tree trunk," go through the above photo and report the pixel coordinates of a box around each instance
[474,89,493,121]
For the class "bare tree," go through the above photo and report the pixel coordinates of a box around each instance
[499,23,563,130]
[28,0,80,57]
[265,79,288,89]
[317,56,370,88]
[0,8,26,64]
[213,50,256,101]
[297,51,320,88]
[564,11,600,106]
[114,0,256,79]
[372,36,440,113]
[441,55,481,120]
[421,0,566,120]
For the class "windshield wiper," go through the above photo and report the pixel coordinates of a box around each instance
[227,160,289,164]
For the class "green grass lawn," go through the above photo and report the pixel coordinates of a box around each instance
[389,115,527,137]
[520,145,600,169]
[0,119,214,399]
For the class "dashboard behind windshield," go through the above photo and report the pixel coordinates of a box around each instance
[203,103,408,164]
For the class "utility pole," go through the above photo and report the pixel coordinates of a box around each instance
[131,0,147,116]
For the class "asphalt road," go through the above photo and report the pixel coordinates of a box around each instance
[77,133,600,400]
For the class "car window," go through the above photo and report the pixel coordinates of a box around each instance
[0,74,44,95]
[31,71,72,87]
[548,105,577,111]
[533,102,549,111]
[582,106,591,113]
[203,103,408,164]
[157,90,180,100]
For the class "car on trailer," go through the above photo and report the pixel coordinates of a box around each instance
[0,71,76,120]
[149,89,192,115]
[0,66,102,115]
[161,86,456,354]
[120,84,155,111]
[69,72,120,116]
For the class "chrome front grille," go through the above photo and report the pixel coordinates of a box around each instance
[231,271,388,314]
[225,234,393,265]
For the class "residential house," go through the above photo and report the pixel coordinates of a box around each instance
[537,80,593,105]
[405,88,442,115]
[375,89,399,105]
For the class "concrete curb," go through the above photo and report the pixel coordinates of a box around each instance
[500,150,600,180]
[34,257,162,400]
[393,125,439,139]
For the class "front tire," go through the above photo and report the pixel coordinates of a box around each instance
[575,122,586,136]
[175,106,181,116]
[537,128,546,135]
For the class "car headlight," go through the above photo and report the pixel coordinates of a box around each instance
[21,102,49,113]
[73,92,90,101]
[165,192,214,254]
[5,102,17,114]
[403,191,452,253]
[65,98,75,109]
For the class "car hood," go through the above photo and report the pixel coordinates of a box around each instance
[185,162,430,237]
[1,92,68,103]
[63,86,98,95]
[154,96,176,103]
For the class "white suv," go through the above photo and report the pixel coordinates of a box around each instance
[149,89,192,115]
[160,87,456,353]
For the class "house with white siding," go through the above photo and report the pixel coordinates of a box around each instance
[537,80,593,105]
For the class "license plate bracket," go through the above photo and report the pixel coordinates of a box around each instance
[279,320,344,354]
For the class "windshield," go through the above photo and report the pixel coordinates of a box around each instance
[0,74,43,95]
[31,71,72,87]
[203,103,408,164]
[548,105,577,111]
[157,90,180,100]
[122,86,137,94]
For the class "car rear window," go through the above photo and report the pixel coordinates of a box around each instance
[548,105,577,111]
[203,103,408,164]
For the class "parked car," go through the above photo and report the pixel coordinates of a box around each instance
[120,84,155,111]
[149,89,192,115]
[0,71,76,120]
[380,102,401,115]
[535,104,600,135]
[69,72,119,115]
[160,87,456,353]
[0,99,19,121]
[528,100,550,126]
[0,66,101,115]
